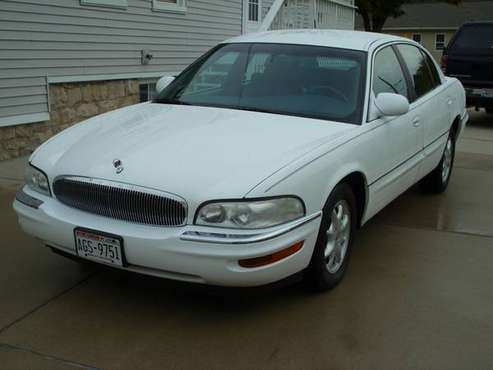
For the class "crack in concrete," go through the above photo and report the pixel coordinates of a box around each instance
[455,165,493,172]
[0,176,23,181]
[460,137,493,143]
[377,221,493,239]
[0,272,97,336]
[0,343,100,370]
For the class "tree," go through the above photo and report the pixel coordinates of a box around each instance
[356,0,462,33]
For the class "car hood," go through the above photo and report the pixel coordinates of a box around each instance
[32,103,356,203]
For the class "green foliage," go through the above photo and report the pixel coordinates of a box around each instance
[356,0,462,32]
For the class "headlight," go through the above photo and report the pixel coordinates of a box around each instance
[25,164,51,196]
[196,197,305,229]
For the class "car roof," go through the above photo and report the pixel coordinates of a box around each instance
[224,30,407,52]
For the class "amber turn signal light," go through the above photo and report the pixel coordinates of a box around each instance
[239,241,304,268]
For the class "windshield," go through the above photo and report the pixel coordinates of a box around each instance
[155,43,367,124]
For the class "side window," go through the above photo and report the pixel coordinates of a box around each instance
[397,44,435,99]
[373,46,408,98]
[421,50,441,87]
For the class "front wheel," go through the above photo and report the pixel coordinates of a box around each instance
[419,131,456,193]
[304,183,356,292]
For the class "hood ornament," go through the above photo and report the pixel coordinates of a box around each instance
[113,159,124,174]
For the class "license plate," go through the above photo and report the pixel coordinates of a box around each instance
[74,228,125,267]
[472,88,493,98]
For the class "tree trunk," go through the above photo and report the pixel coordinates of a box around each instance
[361,11,372,31]
[371,14,387,33]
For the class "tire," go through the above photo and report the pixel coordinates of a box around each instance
[419,130,456,194]
[304,183,357,292]
[486,108,493,114]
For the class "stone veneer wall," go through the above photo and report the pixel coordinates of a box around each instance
[0,79,140,161]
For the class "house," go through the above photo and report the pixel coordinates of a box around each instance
[0,0,355,161]
[378,1,493,62]
[258,0,356,32]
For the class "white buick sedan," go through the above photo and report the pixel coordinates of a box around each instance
[14,31,467,291]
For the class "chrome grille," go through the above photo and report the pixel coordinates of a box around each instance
[53,177,187,227]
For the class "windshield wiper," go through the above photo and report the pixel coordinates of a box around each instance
[234,106,280,115]
[156,99,192,106]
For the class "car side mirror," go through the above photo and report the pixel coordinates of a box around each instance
[374,93,410,117]
[156,76,175,95]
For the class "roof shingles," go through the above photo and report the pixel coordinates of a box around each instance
[358,1,493,30]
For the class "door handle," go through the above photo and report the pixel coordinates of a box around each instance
[412,117,421,127]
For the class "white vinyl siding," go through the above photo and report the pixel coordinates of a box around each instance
[0,0,242,126]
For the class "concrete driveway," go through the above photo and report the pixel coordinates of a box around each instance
[1,111,492,370]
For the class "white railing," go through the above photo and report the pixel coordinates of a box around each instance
[260,0,356,32]
[259,0,286,32]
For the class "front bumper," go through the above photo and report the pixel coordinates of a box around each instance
[13,187,321,287]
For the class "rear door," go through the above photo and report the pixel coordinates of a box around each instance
[446,24,493,87]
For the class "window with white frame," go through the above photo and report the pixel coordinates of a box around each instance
[412,34,422,44]
[139,81,157,102]
[248,0,260,22]
[80,0,127,9]
[152,0,187,13]
[435,34,446,50]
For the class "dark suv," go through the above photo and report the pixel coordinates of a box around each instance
[442,22,493,113]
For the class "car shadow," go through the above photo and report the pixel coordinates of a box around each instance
[466,109,493,128]
[82,261,312,314]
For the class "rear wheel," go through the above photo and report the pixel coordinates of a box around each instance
[419,130,455,194]
[304,183,356,292]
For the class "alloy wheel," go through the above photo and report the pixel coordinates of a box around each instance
[442,137,453,183]
[324,200,351,274]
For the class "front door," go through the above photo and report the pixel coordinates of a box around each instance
[365,45,422,218]
[243,0,262,34]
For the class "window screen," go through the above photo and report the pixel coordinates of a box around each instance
[435,34,446,50]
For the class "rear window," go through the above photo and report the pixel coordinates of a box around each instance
[452,24,493,50]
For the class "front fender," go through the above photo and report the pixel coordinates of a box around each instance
[246,144,369,218]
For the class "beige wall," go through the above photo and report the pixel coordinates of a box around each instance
[385,30,457,62]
